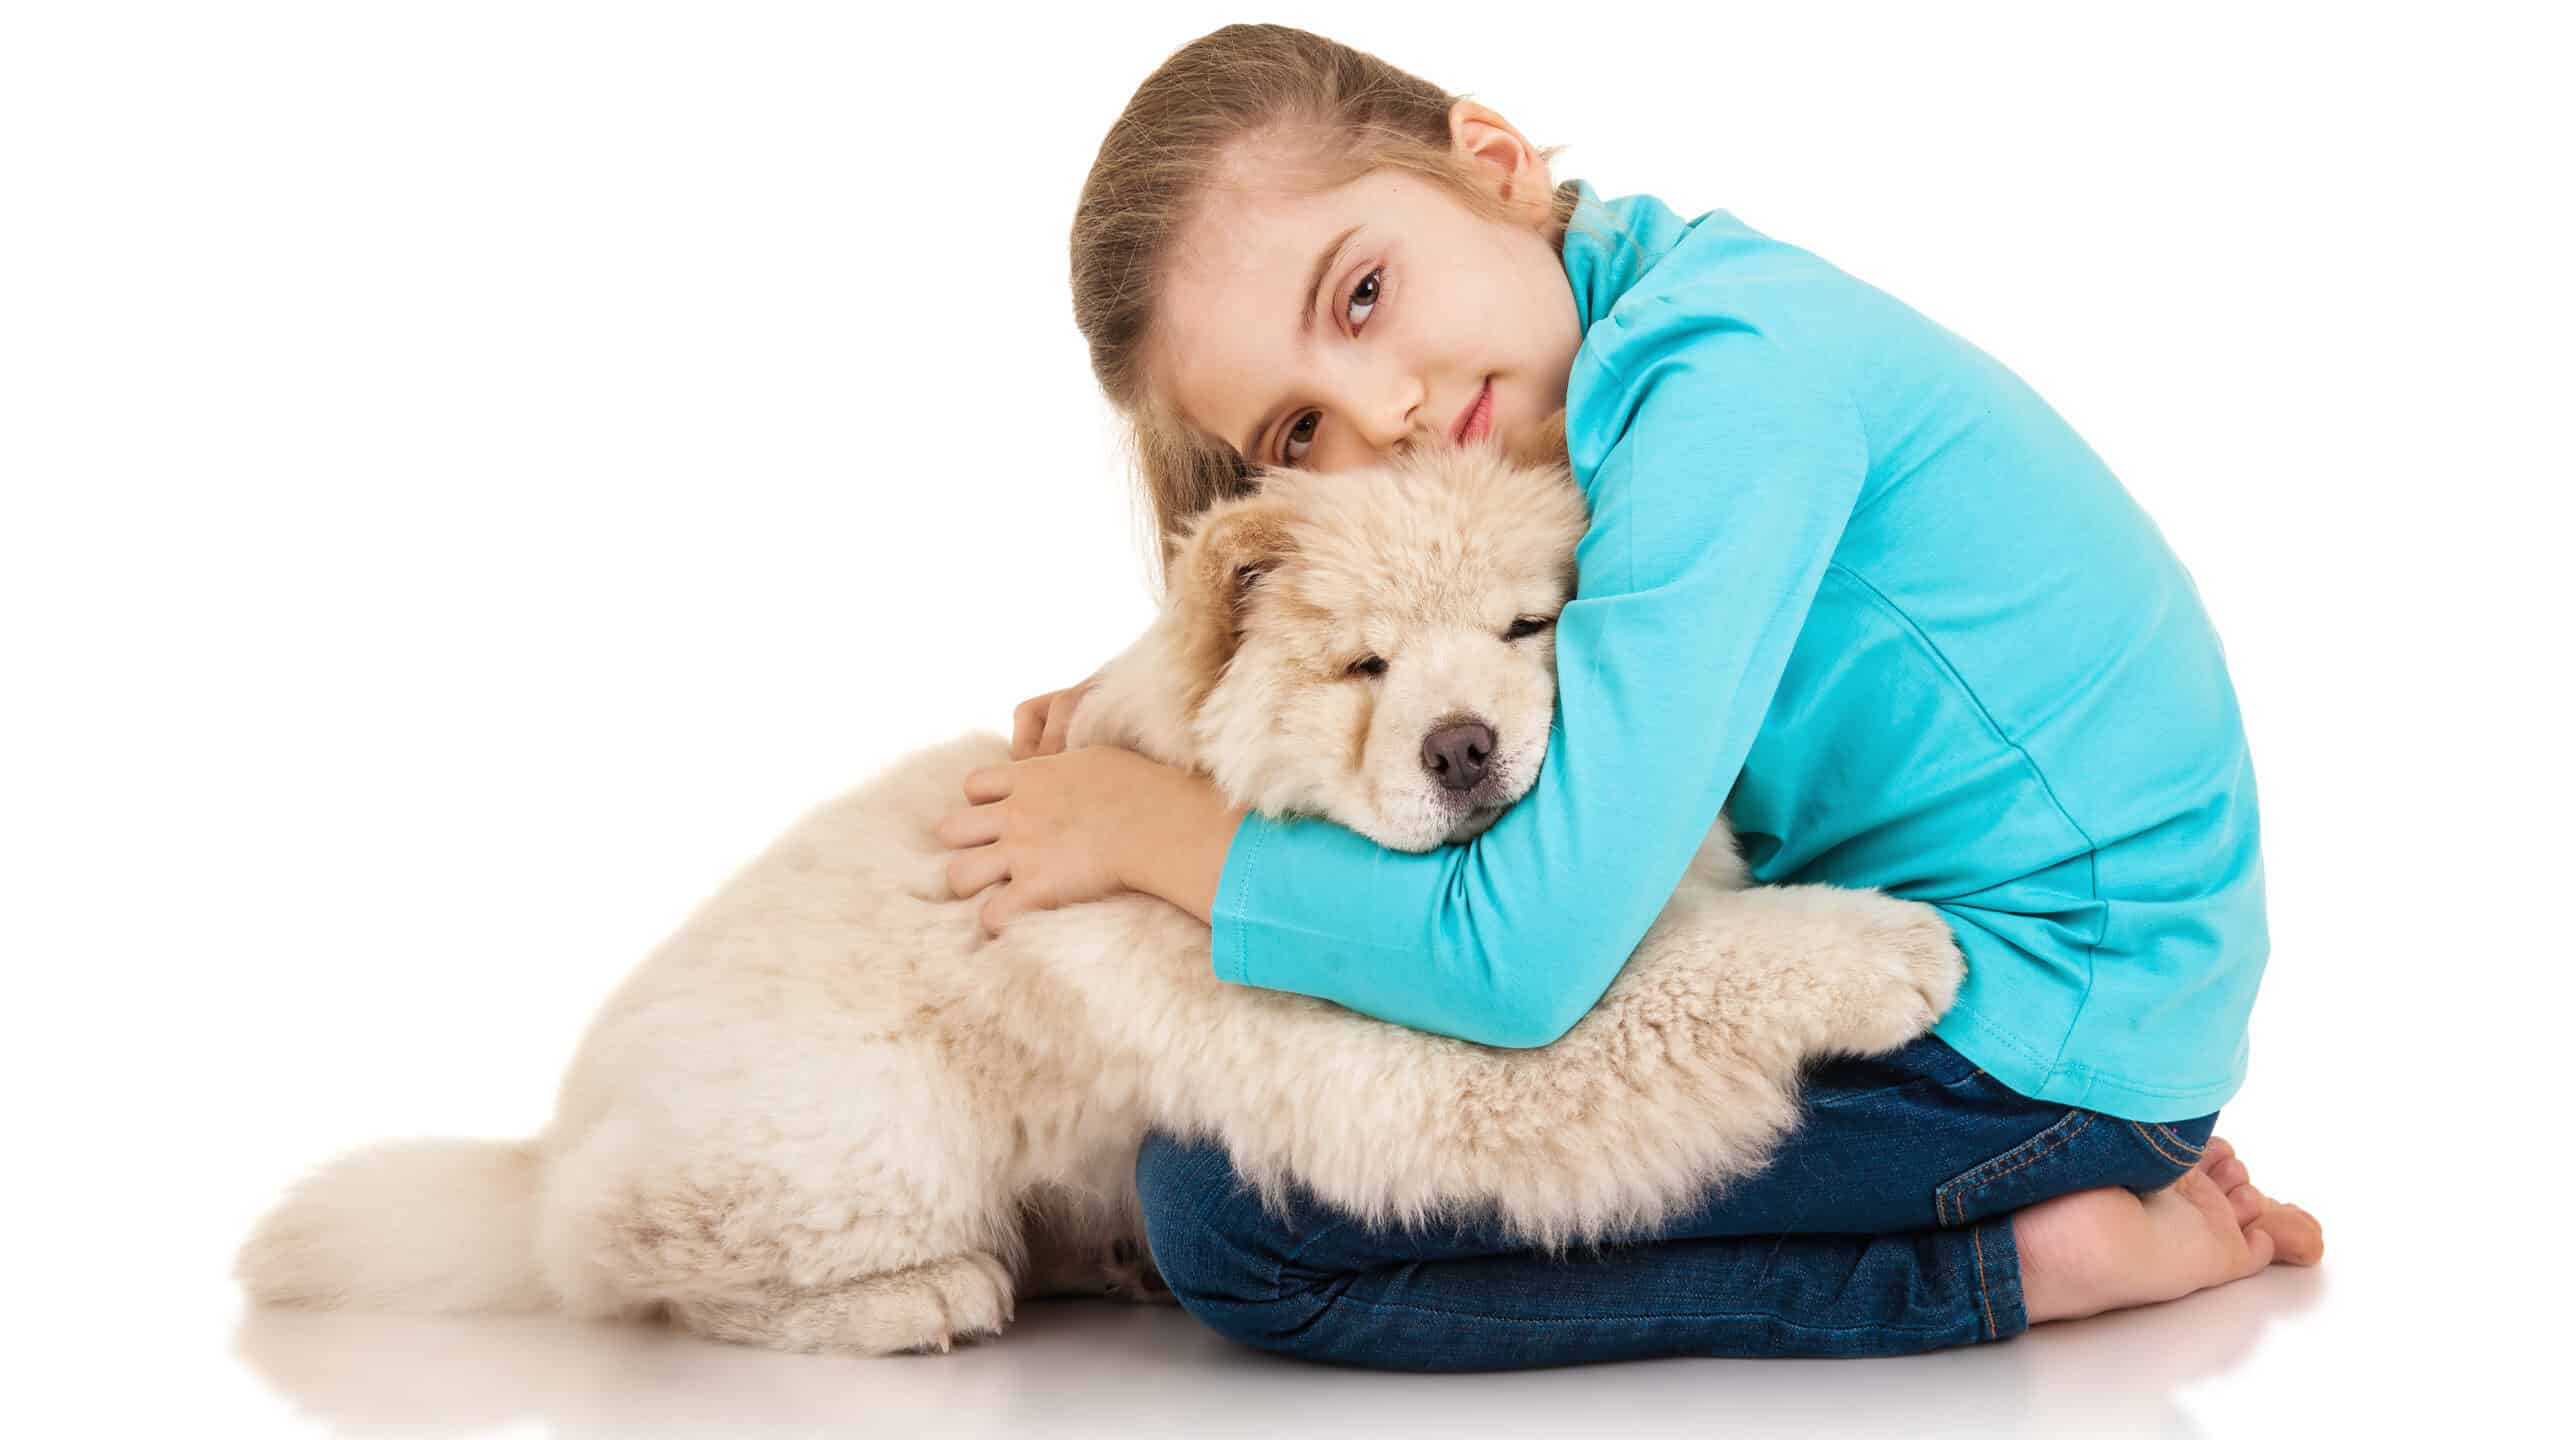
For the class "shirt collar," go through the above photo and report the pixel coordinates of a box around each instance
[1559,178,1698,334]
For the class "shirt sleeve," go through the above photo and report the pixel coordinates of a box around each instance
[1207,309,1871,1047]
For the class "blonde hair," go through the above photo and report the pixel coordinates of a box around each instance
[1068,23,1581,585]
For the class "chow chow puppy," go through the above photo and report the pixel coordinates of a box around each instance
[237,417,1964,1355]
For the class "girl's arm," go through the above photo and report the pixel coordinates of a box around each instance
[1192,316,1870,1047]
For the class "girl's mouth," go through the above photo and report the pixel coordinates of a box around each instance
[1451,378,1494,446]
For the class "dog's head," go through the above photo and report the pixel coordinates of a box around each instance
[1084,412,1585,851]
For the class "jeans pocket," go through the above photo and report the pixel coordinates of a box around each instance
[1932,1108,2104,1227]
[2120,1114,2219,1190]
[1934,1109,2226,1225]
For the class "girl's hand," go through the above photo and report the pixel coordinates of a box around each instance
[935,745,1245,937]
[1011,677,1099,760]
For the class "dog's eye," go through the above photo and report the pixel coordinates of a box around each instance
[1349,655,1389,679]
[1504,616,1553,641]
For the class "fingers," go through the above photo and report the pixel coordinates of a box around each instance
[944,766,1016,901]
[946,843,1009,901]
[963,764,1016,804]
[1038,683,1089,757]
[1037,698,1073,756]
[978,881,1023,937]
[1011,697,1047,761]
[935,803,1002,850]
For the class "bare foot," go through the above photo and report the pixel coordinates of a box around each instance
[2015,1136,2323,1324]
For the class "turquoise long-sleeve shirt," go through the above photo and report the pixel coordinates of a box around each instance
[1206,178,2267,1123]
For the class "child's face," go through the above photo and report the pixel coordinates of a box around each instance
[1152,125,1584,475]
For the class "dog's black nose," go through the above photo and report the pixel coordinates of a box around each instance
[1421,721,1496,792]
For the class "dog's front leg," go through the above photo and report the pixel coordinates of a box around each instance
[1636,880,1967,1064]
[1172,879,1967,1248]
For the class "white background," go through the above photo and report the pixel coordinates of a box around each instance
[5,3,2552,1435]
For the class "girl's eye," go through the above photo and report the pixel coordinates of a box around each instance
[1504,616,1553,641]
[1346,265,1383,327]
[1275,267,1387,465]
[1349,655,1389,679]
[1281,411,1319,464]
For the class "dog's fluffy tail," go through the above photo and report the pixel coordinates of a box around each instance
[234,1137,551,1314]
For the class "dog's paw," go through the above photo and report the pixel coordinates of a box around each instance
[1825,891,1968,1056]
[674,1250,1015,1356]
[950,1250,1020,1346]
[872,1249,1016,1353]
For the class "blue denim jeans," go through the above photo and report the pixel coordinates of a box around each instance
[1134,1033,2218,1371]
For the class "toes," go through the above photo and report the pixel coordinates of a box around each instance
[2243,1222,2277,1272]
[2168,1165,2246,1243]
[2172,1164,2225,1210]
[2210,1153,2251,1193]
[959,1249,1018,1326]
[2249,1203,2326,1266]
[2199,1135,2236,1171]
[2227,1182,2268,1227]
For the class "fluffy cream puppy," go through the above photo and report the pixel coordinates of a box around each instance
[237,423,1964,1356]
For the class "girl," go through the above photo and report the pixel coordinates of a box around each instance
[936,23,2322,1370]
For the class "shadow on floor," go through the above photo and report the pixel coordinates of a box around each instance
[231,1268,2326,1439]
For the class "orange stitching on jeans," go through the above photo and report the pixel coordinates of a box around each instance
[2144,1121,2207,1161]
[2130,1122,2197,1171]
[1972,1227,1997,1339]
[1944,1112,2097,1225]
[1954,1114,2097,1195]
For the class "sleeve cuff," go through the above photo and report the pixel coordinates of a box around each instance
[1208,805,1272,987]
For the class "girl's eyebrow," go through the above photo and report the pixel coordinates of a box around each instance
[1297,225,1360,337]
[1244,223,1361,459]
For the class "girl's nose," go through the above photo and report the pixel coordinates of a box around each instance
[1352,375,1427,456]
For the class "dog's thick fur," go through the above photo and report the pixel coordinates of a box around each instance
[237,420,1965,1355]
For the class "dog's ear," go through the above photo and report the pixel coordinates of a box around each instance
[1164,490,1299,705]
[1173,491,1298,623]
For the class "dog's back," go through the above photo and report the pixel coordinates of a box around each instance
[237,430,1966,1356]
